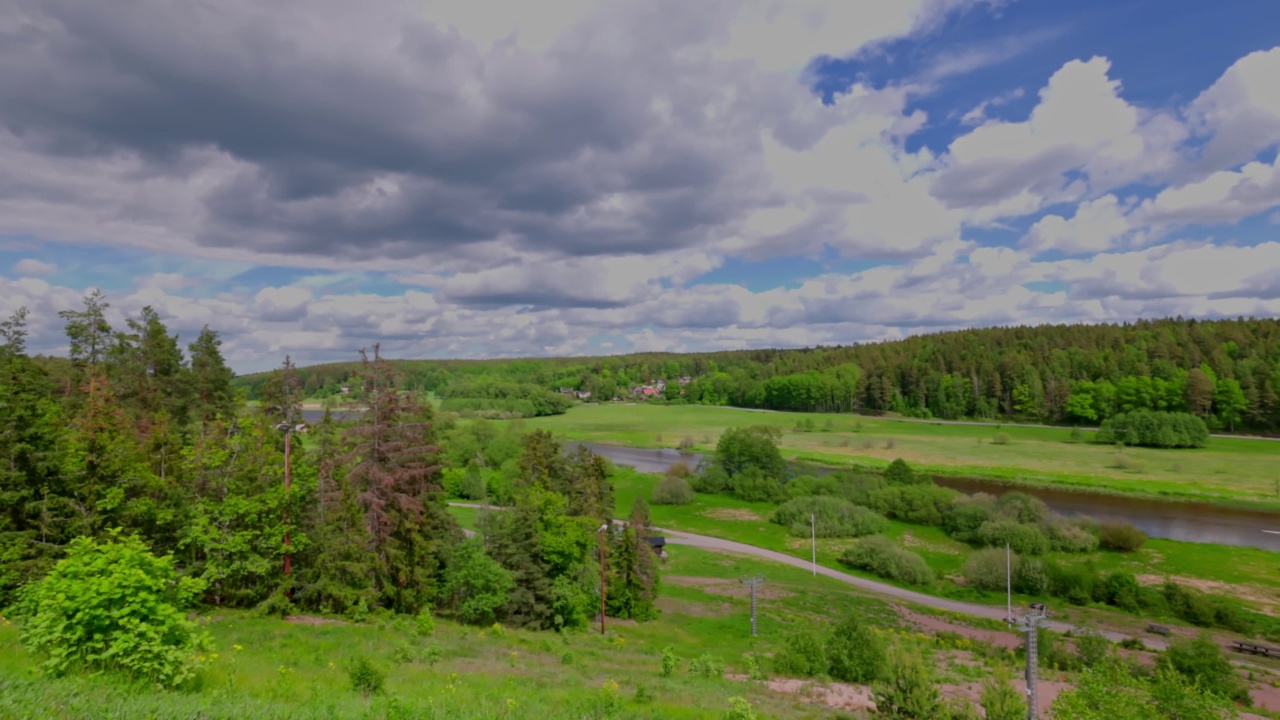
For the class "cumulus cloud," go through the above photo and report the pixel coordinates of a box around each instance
[13,258,56,276]
[1185,47,1280,174]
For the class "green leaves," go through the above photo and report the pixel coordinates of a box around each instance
[16,532,209,687]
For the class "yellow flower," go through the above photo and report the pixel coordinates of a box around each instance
[233,644,243,651]
[506,698,517,711]
[328,662,335,670]
[210,653,219,661]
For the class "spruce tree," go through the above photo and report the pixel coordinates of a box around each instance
[188,326,236,423]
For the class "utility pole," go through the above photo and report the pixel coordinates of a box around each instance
[741,575,765,637]
[1010,602,1049,720]
[1006,542,1012,623]
[811,513,817,576]
[597,524,608,636]
[275,422,306,583]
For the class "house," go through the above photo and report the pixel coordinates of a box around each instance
[339,385,350,394]
[677,376,692,386]
[641,386,659,397]
[644,536,667,557]
[575,390,592,400]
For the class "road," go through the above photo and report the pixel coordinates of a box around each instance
[447,502,1158,647]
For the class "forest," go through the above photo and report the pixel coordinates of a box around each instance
[0,292,658,629]
[232,316,1277,432]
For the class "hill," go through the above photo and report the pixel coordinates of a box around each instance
[236,317,1280,432]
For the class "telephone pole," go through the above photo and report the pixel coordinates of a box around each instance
[741,575,765,637]
[811,513,817,576]
[597,524,608,635]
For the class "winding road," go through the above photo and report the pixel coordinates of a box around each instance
[447,502,1163,648]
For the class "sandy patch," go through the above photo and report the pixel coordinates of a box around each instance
[655,595,732,618]
[284,615,346,626]
[900,531,962,554]
[1136,574,1277,610]
[665,575,795,600]
[896,606,1021,650]
[700,508,766,522]
[727,674,876,713]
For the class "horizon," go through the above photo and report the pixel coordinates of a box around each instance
[3,1,1280,374]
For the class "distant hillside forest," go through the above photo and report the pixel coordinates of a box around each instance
[234,317,1280,432]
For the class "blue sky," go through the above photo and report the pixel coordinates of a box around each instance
[1,0,1279,372]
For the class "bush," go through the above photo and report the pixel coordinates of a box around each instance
[992,432,1011,445]
[15,533,208,687]
[975,520,1051,555]
[460,464,487,500]
[962,547,1018,592]
[1159,634,1250,704]
[883,458,922,485]
[772,496,889,538]
[678,435,696,453]
[415,606,436,637]
[391,640,416,664]
[867,484,956,526]
[1014,558,1049,595]
[1074,628,1110,667]
[723,697,757,720]
[1098,521,1147,551]
[771,626,827,677]
[689,653,724,678]
[1046,520,1099,553]
[730,467,786,503]
[347,655,386,696]
[651,475,695,505]
[1096,410,1209,448]
[1069,427,1085,443]
[442,539,515,625]
[661,645,679,677]
[826,613,886,683]
[944,494,996,541]
[1047,562,1097,606]
[838,537,935,586]
[994,492,1049,524]
[666,461,692,478]
[690,465,730,494]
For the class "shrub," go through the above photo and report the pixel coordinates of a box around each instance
[826,613,887,683]
[980,669,1027,720]
[1098,571,1141,611]
[1069,427,1085,443]
[1159,634,1250,704]
[15,532,208,687]
[883,458,921,485]
[391,641,416,664]
[442,539,515,625]
[678,435,696,453]
[868,484,957,526]
[724,697,757,720]
[423,643,442,666]
[743,653,767,681]
[661,645,679,677]
[994,492,1049,524]
[1014,558,1049,596]
[415,606,436,637]
[1047,562,1097,606]
[651,475,695,505]
[873,649,940,717]
[1046,520,1099,553]
[666,461,692,478]
[690,465,730,494]
[633,684,653,704]
[838,536,935,586]
[689,653,724,678]
[963,547,1019,592]
[347,655,386,696]
[1073,628,1110,667]
[730,467,786,503]
[460,464,487,500]
[976,520,1051,555]
[992,432,1011,445]
[772,626,827,677]
[1096,410,1209,448]
[772,496,888,538]
[944,494,996,542]
[1098,521,1147,551]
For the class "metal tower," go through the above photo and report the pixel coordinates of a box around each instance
[740,575,765,637]
[1010,602,1049,720]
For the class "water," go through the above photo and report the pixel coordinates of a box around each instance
[573,442,1280,550]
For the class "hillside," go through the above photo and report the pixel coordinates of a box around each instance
[235,317,1280,432]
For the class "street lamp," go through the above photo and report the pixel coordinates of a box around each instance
[275,422,306,581]
[597,524,608,636]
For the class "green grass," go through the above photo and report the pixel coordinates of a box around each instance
[604,466,1280,618]
[0,545,902,720]
[524,404,1280,506]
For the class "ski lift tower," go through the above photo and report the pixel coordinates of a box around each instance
[1010,602,1050,720]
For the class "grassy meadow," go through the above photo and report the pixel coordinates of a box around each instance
[0,544,916,720]
[524,404,1280,506]
[599,466,1280,625]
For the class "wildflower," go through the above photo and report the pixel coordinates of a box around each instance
[506,698,517,712]
[210,653,219,661]
[328,662,335,670]
[233,644,243,651]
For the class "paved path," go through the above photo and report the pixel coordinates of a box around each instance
[447,502,1158,647]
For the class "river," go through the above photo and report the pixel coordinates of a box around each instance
[571,442,1280,551]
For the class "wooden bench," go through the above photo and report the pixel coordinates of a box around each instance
[1232,641,1280,656]
[1146,624,1171,636]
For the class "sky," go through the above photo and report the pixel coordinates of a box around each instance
[1,0,1279,373]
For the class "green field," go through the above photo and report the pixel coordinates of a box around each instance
[0,545,919,720]
[524,404,1280,506]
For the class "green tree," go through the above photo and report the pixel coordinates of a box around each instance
[58,289,112,369]
[1158,633,1250,705]
[442,538,514,625]
[980,668,1027,720]
[872,649,941,719]
[110,306,191,426]
[826,612,886,683]
[714,426,784,480]
[1214,378,1247,432]
[188,325,236,423]
[606,500,659,621]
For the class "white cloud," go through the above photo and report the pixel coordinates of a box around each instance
[1136,154,1280,227]
[1185,47,1280,173]
[1022,194,1132,256]
[13,258,57,276]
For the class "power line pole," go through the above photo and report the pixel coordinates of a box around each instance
[1006,542,1012,623]
[597,524,608,636]
[741,575,765,637]
[811,513,817,576]
[1011,602,1049,720]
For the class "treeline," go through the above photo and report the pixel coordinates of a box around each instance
[0,296,656,633]
[233,317,1280,431]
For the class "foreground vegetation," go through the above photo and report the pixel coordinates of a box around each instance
[525,403,1280,504]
